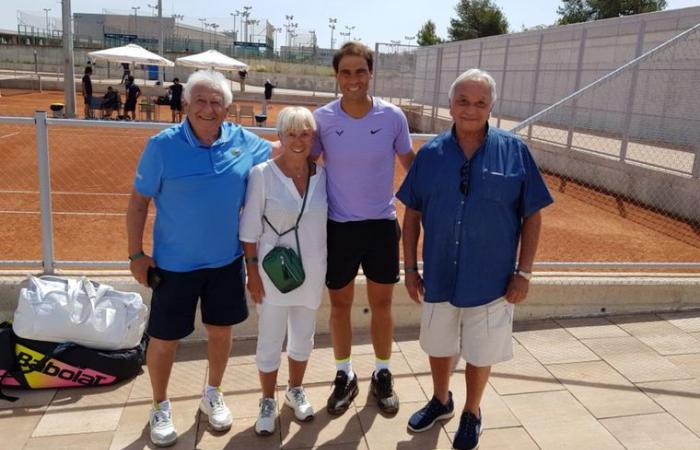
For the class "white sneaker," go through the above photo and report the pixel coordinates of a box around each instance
[199,388,233,431]
[255,397,277,436]
[285,386,314,422]
[149,402,177,447]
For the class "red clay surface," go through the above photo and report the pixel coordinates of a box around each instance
[1,91,699,267]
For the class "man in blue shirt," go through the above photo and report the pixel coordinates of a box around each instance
[126,70,274,447]
[397,69,553,450]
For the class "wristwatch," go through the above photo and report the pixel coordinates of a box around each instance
[515,268,532,281]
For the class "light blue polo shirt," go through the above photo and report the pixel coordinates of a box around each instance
[134,119,271,272]
[396,125,553,307]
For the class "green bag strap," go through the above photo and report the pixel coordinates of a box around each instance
[263,162,313,260]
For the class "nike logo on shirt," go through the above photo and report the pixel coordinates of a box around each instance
[335,129,344,136]
[370,128,382,135]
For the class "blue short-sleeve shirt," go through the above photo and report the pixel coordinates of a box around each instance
[134,119,271,272]
[396,125,553,307]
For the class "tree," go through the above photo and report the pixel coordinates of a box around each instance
[417,20,443,46]
[557,0,667,25]
[447,0,509,41]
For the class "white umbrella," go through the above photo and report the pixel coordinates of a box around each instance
[175,50,247,71]
[88,44,174,66]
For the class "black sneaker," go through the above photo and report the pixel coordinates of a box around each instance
[370,369,399,414]
[452,409,482,450]
[326,370,359,415]
[407,391,454,433]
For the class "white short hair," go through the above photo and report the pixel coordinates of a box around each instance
[183,70,233,106]
[276,106,317,134]
[448,68,498,105]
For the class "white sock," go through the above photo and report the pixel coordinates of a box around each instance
[205,384,219,397]
[336,358,355,380]
[374,357,390,377]
[154,399,171,411]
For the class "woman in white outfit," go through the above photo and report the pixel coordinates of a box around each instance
[239,106,327,436]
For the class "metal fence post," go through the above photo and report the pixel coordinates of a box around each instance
[619,20,646,162]
[431,47,444,132]
[497,37,511,128]
[477,41,484,68]
[527,33,545,140]
[566,28,588,150]
[34,111,55,274]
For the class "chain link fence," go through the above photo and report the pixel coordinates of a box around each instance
[510,23,700,253]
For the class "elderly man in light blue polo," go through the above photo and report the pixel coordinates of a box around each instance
[127,70,275,447]
[397,68,553,450]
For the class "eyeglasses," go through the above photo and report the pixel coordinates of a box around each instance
[460,160,470,196]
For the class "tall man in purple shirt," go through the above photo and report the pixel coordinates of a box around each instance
[397,69,553,450]
[312,41,415,416]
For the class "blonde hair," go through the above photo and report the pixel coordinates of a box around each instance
[276,106,317,134]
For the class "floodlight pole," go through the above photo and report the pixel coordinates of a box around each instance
[158,0,164,85]
[61,0,76,118]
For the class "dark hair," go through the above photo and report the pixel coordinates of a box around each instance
[127,75,135,83]
[332,41,373,73]
[84,66,92,74]
[173,77,179,83]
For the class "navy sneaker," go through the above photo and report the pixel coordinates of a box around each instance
[407,391,454,432]
[452,409,482,450]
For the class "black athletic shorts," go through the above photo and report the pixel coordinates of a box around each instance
[147,257,248,340]
[326,219,401,289]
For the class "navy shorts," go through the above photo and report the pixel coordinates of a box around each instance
[147,257,248,340]
[326,219,401,289]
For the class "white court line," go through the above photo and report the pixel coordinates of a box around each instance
[0,210,131,217]
[0,132,20,139]
[0,189,130,197]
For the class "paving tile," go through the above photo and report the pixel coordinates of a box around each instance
[396,339,432,374]
[220,362,261,394]
[32,381,132,436]
[0,406,49,450]
[555,317,629,339]
[129,359,207,400]
[489,342,563,395]
[109,397,200,450]
[609,314,700,355]
[581,336,693,383]
[638,379,700,435]
[667,353,700,379]
[658,311,700,333]
[601,412,700,449]
[0,387,56,409]
[23,431,114,450]
[473,427,539,450]
[279,384,364,449]
[306,442,369,449]
[504,390,623,449]
[546,361,661,418]
[358,403,453,450]
[415,372,520,432]
[197,416,281,450]
[514,319,599,364]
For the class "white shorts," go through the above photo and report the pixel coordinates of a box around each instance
[419,297,514,367]
[256,302,317,373]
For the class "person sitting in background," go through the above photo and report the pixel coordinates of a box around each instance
[239,107,327,436]
[101,86,120,119]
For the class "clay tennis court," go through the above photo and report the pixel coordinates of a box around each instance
[1,90,699,267]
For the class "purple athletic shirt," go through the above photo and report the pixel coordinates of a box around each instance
[311,97,413,222]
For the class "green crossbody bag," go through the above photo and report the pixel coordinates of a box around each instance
[261,167,311,294]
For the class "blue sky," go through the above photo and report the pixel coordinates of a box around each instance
[3,0,699,48]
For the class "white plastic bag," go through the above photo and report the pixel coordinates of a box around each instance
[13,276,148,350]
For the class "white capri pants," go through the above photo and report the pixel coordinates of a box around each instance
[255,302,317,373]
[419,297,514,367]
